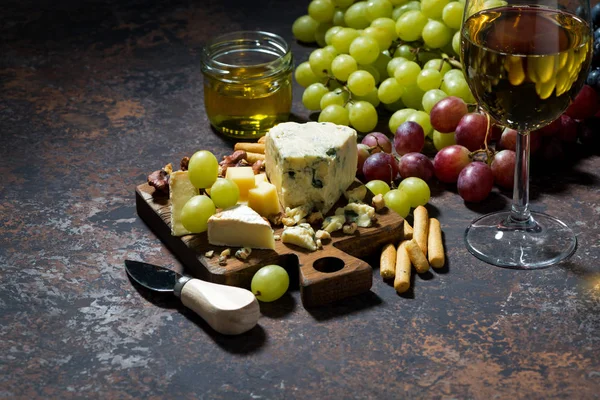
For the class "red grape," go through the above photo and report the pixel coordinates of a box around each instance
[457,162,494,202]
[491,150,515,190]
[565,85,599,120]
[397,152,434,182]
[433,145,471,183]
[430,96,468,133]
[558,114,578,143]
[455,113,488,151]
[536,118,561,136]
[393,121,425,155]
[490,123,503,141]
[497,127,517,151]
[357,144,370,175]
[362,132,392,153]
[363,152,399,183]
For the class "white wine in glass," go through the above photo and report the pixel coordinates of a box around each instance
[460,0,592,268]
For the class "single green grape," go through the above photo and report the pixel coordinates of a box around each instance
[444,69,466,82]
[295,61,321,88]
[302,82,329,110]
[394,61,421,86]
[378,77,403,104]
[319,104,350,125]
[383,189,411,218]
[420,0,450,20]
[188,150,218,189]
[395,10,428,42]
[348,100,378,132]
[443,1,464,30]
[180,195,216,233]
[422,89,448,113]
[347,70,376,96]
[365,0,394,21]
[325,26,343,45]
[370,17,397,40]
[308,0,336,23]
[209,178,239,209]
[331,54,358,81]
[452,30,461,56]
[292,15,319,43]
[417,68,443,91]
[344,1,371,29]
[422,19,452,49]
[320,89,349,109]
[394,44,416,61]
[251,265,290,302]
[349,36,380,65]
[366,179,391,196]
[362,26,393,54]
[398,177,431,208]
[433,129,456,150]
[309,48,334,78]
[423,59,453,75]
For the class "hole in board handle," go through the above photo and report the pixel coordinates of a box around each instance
[313,257,344,273]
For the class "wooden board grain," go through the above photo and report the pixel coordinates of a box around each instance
[136,183,405,307]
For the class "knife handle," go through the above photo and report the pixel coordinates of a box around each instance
[178,278,260,335]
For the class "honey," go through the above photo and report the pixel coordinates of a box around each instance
[201,31,293,139]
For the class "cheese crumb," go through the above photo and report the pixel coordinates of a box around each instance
[204,250,215,258]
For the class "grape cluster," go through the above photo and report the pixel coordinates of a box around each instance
[586,3,600,91]
[292,0,473,134]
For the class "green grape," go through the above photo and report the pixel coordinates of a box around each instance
[444,69,465,81]
[209,178,240,209]
[422,19,452,49]
[251,265,290,302]
[292,15,319,43]
[441,77,475,102]
[315,22,334,47]
[383,189,410,218]
[365,0,394,21]
[422,89,448,113]
[309,48,335,78]
[406,110,433,136]
[387,56,407,77]
[332,27,361,54]
[401,84,425,110]
[323,45,339,57]
[295,61,321,87]
[423,58,452,75]
[420,0,450,20]
[320,88,349,108]
[349,100,378,132]
[370,17,397,40]
[452,31,461,57]
[443,1,464,30]
[349,36,380,65]
[354,88,381,107]
[389,108,417,133]
[319,104,351,125]
[358,63,381,83]
[308,0,336,22]
[180,195,216,233]
[433,129,456,150]
[302,82,329,110]
[398,177,430,207]
[347,70,376,96]
[362,26,393,51]
[417,68,443,91]
[345,1,371,29]
[394,60,421,86]
[366,179,391,195]
[334,0,355,6]
[378,77,403,104]
[325,25,343,45]
[392,1,421,19]
[333,9,347,26]
[396,10,428,42]
[188,150,219,189]
[331,54,358,81]
[394,44,416,61]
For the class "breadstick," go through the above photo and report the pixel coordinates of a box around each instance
[413,205,429,256]
[380,243,396,279]
[428,218,445,268]
[246,152,265,164]
[403,220,413,239]
[394,241,411,293]
[258,136,267,143]
[234,142,265,154]
[405,239,429,274]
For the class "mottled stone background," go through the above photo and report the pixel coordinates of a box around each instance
[1,0,599,398]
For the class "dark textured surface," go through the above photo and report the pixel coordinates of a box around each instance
[1,1,600,398]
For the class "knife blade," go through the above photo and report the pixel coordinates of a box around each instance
[125,260,260,335]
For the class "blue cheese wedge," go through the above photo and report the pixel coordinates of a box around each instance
[170,170,199,236]
[265,121,358,214]
[207,205,275,250]
[281,223,318,251]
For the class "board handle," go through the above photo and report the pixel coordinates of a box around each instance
[178,278,260,335]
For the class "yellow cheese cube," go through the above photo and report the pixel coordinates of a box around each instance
[254,173,268,186]
[248,182,281,217]
[225,166,255,200]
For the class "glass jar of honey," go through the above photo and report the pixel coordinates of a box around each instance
[201,31,293,139]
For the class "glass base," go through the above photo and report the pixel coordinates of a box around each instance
[464,211,577,269]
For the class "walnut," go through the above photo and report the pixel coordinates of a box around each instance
[372,194,386,212]
[220,248,231,257]
[147,169,170,194]
[219,150,247,175]
[180,156,190,171]
[235,247,252,260]
[307,211,324,226]
[343,222,358,235]
[268,212,284,226]
[252,159,265,174]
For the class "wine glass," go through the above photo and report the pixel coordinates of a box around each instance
[460,0,592,268]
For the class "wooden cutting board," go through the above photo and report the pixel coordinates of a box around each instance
[136,183,405,307]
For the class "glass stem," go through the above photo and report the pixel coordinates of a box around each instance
[510,131,531,223]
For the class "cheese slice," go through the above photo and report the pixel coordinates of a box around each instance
[265,121,357,214]
[207,204,275,250]
[169,170,199,236]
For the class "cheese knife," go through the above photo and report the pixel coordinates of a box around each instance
[125,260,260,335]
